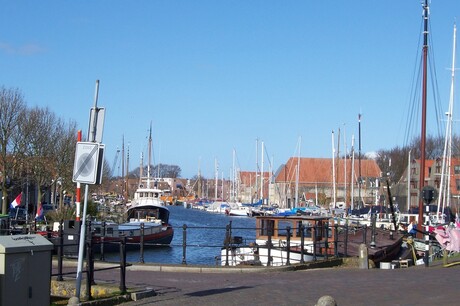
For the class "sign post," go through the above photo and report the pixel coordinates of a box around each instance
[71,80,105,303]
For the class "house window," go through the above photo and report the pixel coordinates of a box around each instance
[457,179,460,191]
[435,160,441,174]
[455,166,460,175]
[435,180,440,188]
[411,167,417,175]
[428,167,432,176]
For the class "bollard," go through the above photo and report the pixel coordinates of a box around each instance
[315,295,337,306]
[359,243,369,269]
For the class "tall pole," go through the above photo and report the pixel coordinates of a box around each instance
[332,131,336,209]
[351,135,355,211]
[75,130,82,221]
[295,137,301,208]
[358,113,362,209]
[260,141,264,201]
[418,0,429,232]
[343,124,347,207]
[75,80,99,301]
[407,150,411,211]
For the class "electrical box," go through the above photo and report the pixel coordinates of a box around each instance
[0,234,54,306]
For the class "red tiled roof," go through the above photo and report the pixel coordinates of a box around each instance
[275,157,381,184]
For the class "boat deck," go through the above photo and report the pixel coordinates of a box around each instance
[336,226,404,263]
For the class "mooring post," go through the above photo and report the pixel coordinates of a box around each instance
[359,243,369,269]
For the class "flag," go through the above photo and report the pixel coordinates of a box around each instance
[35,203,43,219]
[10,193,22,209]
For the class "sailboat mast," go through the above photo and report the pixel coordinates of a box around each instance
[147,123,152,188]
[358,114,362,209]
[407,150,411,210]
[121,135,125,199]
[418,0,429,228]
[295,137,301,208]
[215,158,218,201]
[260,141,264,201]
[139,152,144,187]
[126,144,130,199]
[332,131,336,209]
[351,135,355,211]
[343,125,347,207]
[438,24,457,216]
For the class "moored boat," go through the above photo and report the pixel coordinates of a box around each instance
[92,123,174,251]
[221,215,333,266]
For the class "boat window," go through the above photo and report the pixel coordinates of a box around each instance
[94,227,101,235]
[260,219,274,237]
[277,221,293,237]
[107,228,113,235]
[297,221,312,238]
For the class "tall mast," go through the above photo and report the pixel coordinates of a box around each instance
[126,144,130,199]
[407,150,411,210]
[260,141,264,201]
[343,124,347,207]
[121,135,125,199]
[295,137,301,208]
[332,131,336,209]
[255,138,259,202]
[139,152,144,187]
[437,23,457,216]
[198,157,202,199]
[215,158,218,201]
[358,113,362,209]
[418,0,429,228]
[351,135,355,211]
[147,122,152,188]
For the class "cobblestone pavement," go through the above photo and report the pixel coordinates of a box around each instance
[85,262,460,306]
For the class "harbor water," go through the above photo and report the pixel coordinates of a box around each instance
[104,205,256,266]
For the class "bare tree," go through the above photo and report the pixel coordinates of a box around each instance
[0,87,26,214]
[53,119,78,208]
[23,107,59,213]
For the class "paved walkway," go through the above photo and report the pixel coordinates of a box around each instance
[70,260,460,306]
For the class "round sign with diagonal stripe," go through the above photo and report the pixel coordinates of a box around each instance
[73,142,100,184]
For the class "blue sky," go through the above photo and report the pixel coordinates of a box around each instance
[1,1,460,179]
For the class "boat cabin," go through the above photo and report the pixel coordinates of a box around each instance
[255,215,333,244]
